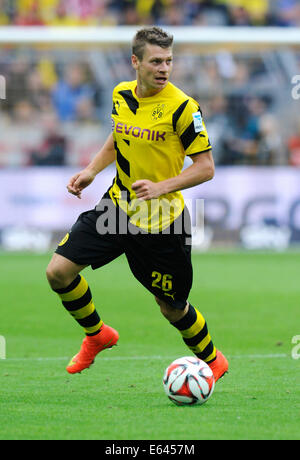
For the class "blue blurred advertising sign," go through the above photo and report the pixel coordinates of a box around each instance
[0,167,300,248]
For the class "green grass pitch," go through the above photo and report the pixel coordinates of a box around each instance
[0,251,299,440]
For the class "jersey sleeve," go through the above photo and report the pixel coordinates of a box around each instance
[174,98,212,156]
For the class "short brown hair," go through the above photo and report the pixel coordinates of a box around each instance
[132,26,173,61]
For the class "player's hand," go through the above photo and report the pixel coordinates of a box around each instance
[132,179,164,200]
[67,169,95,199]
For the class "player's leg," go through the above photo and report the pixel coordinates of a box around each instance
[155,298,189,323]
[155,297,228,381]
[46,252,119,374]
[125,236,217,364]
[155,296,216,362]
[46,202,122,374]
[46,253,103,336]
[124,208,228,381]
[46,253,86,290]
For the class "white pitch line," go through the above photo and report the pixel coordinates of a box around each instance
[0,353,289,362]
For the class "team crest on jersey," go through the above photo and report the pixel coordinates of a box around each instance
[58,233,69,246]
[151,104,165,121]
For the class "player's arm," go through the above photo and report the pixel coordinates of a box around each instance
[132,150,214,200]
[67,133,115,199]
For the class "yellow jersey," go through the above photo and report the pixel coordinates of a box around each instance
[109,80,212,232]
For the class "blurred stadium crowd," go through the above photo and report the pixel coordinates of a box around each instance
[0,0,300,168]
[1,0,300,27]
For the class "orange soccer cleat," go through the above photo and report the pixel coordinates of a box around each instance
[208,350,228,382]
[66,324,119,374]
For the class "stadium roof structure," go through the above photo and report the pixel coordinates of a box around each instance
[0,26,300,46]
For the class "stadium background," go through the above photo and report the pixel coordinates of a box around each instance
[0,0,300,252]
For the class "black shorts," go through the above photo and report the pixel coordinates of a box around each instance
[55,193,193,310]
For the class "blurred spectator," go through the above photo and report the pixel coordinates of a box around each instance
[221,0,270,26]
[52,63,95,121]
[245,0,270,25]
[193,0,230,26]
[1,55,32,113]
[26,61,57,111]
[49,0,81,25]
[66,0,99,23]
[120,3,140,26]
[14,1,45,25]
[0,0,9,25]
[259,113,287,165]
[76,96,97,122]
[148,0,166,24]
[228,5,251,25]
[205,94,231,164]
[0,0,298,27]
[29,112,67,165]
[160,2,186,26]
[218,96,271,165]
[13,99,37,123]
[271,0,300,26]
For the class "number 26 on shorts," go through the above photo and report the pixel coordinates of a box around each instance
[151,271,173,292]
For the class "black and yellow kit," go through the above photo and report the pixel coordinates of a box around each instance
[110,80,211,233]
[55,80,216,362]
[56,79,212,309]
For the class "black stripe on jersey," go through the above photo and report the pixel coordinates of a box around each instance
[114,141,130,177]
[116,172,131,203]
[180,120,200,151]
[112,101,119,115]
[119,90,139,115]
[172,99,189,132]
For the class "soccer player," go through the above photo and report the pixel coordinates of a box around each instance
[46,26,228,381]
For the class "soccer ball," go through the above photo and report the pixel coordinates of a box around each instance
[163,356,215,406]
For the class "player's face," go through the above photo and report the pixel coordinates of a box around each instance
[132,44,173,97]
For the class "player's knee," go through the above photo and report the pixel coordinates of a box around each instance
[46,262,70,290]
[155,296,175,320]
[46,263,60,289]
[154,296,163,307]
[155,296,188,322]
[155,296,168,311]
